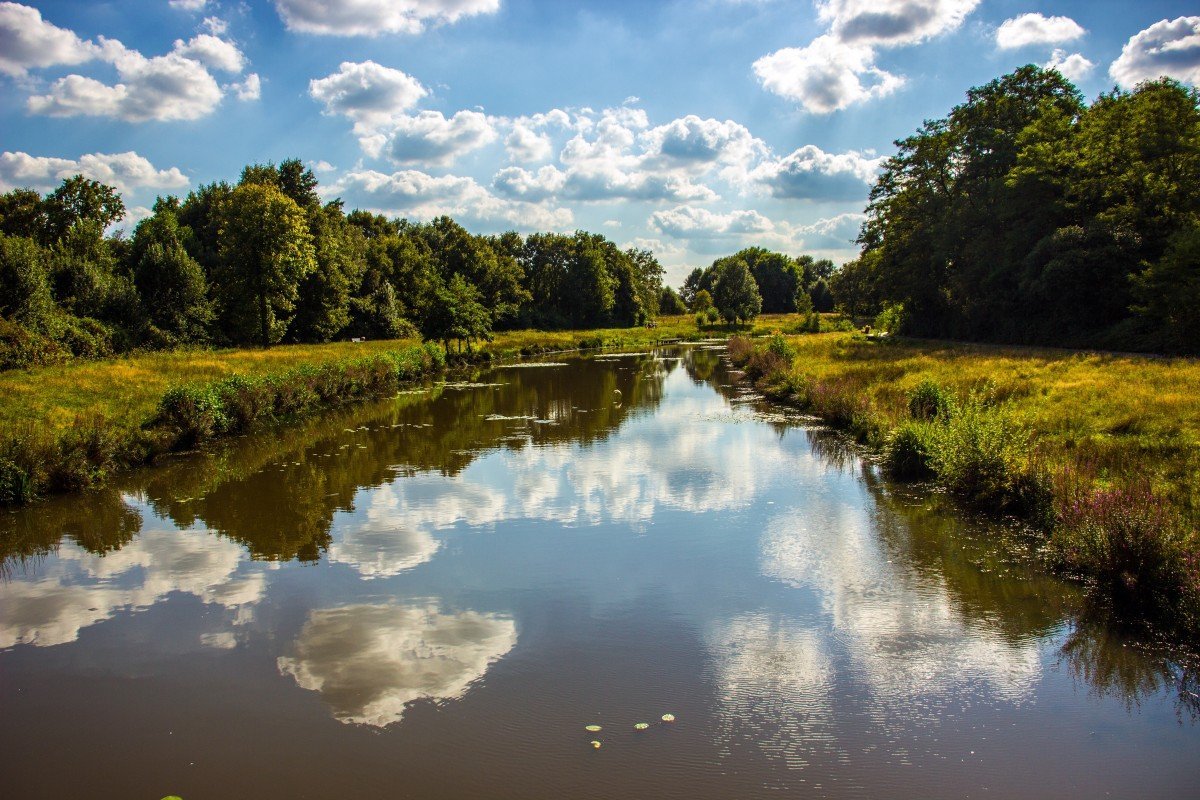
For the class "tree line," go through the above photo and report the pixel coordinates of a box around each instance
[832,67,1200,354]
[0,160,668,369]
[676,247,836,324]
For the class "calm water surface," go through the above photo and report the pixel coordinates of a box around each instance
[1,347,1197,799]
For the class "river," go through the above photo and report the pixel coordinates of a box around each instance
[0,346,1196,798]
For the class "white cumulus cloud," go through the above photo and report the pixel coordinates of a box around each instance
[0,2,97,76]
[1110,17,1200,88]
[753,35,904,114]
[995,13,1085,50]
[649,206,773,239]
[333,168,573,230]
[504,123,554,163]
[746,144,883,200]
[1044,49,1095,83]
[229,72,261,101]
[273,0,500,36]
[309,61,428,129]
[24,31,253,122]
[384,110,498,167]
[169,0,208,10]
[756,1,979,112]
[0,150,189,194]
[172,33,246,73]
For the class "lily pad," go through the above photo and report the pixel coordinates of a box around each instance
[634,722,650,730]
[590,740,602,749]
[585,725,602,732]
[661,713,676,723]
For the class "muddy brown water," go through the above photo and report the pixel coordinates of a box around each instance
[1,347,1197,799]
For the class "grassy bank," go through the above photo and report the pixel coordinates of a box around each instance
[728,332,1200,637]
[0,314,810,507]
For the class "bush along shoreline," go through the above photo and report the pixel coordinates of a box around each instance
[727,334,1200,641]
[0,343,447,508]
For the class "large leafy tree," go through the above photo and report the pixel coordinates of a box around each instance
[131,207,213,344]
[44,176,126,243]
[712,258,762,324]
[216,183,316,346]
[421,273,492,353]
[0,233,55,329]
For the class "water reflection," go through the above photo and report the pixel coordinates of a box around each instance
[0,342,1194,793]
[327,485,441,578]
[0,525,262,648]
[278,603,517,727]
[708,614,837,770]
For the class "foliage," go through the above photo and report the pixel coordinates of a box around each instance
[885,421,937,479]
[1052,477,1196,615]
[659,285,687,315]
[907,378,952,420]
[215,182,317,346]
[872,302,905,335]
[712,258,762,324]
[859,67,1200,351]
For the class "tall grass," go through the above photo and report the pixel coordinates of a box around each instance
[0,343,446,507]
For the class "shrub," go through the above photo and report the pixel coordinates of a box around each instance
[58,315,114,359]
[908,379,952,420]
[156,385,228,446]
[1052,480,1196,614]
[930,394,1033,510]
[215,375,272,433]
[48,414,122,492]
[885,421,937,479]
[0,317,69,370]
[873,302,905,334]
[726,335,754,362]
[0,457,31,505]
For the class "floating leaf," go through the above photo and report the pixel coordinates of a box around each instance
[585,725,602,732]
[590,740,602,749]
[661,714,676,723]
[634,722,649,730]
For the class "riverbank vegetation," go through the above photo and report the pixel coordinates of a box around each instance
[0,313,819,508]
[728,332,1200,637]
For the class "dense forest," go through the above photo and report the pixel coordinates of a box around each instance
[0,160,677,369]
[834,67,1200,354]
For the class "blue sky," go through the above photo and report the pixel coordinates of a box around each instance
[2,1,1198,286]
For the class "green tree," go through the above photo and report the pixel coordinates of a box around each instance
[0,188,49,241]
[216,183,316,346]
[659,285,687,315]
[1135,223,1200,353]
[421,273,492,353]
[712,258,762,324]
[290,202,361,343]
[131,207,213,344]
[0,233,55,329]
[829,251,883,318]
[44,176,126,243]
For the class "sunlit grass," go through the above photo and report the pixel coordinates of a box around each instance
[0,338,422,434]
[768,332,1200,518]
[0,314,800,437]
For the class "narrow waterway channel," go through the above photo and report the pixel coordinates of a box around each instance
[1,346,1196,799]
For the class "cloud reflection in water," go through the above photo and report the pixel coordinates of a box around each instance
[278,603,517,727]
